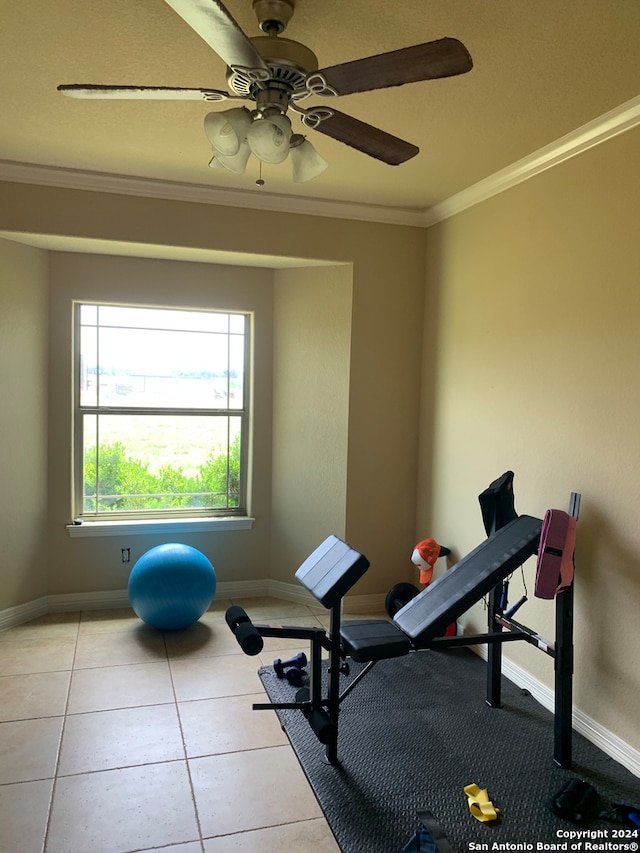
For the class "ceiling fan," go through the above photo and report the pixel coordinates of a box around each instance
[58,0,473,183]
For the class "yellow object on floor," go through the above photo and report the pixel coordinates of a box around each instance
[464,783,500,822]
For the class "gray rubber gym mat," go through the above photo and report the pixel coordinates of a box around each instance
[259,647,639,852]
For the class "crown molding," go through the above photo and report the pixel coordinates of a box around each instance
[2,94,639,231]
[0,159,425,228]
[424,94,640,226]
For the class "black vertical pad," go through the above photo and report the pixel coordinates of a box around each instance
[295,534,370,609]
[478,470,518,536]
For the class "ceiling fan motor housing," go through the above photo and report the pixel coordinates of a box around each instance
[253,0,295,34]
[227,34,318,107]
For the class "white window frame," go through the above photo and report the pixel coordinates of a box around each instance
[71,301,251,527]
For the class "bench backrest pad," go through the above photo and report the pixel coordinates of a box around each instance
[394,515,543,641]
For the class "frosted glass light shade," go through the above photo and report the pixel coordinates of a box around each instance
[208,140,251,174]
[247,114,292,164]
[204,108,252,156]
[290,138,328,182]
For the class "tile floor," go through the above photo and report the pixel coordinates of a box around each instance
[0,597,346,853]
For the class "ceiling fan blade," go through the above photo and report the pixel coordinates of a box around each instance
[314,38,472,96]
[57,84,234,101]
[301,107,418,165]
[163,0,268,72]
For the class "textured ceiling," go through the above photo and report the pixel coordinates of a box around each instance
[1,0,640,213]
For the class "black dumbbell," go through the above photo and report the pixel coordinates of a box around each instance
[273,652,307,684]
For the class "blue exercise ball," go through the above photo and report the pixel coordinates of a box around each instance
[128,543,216,630]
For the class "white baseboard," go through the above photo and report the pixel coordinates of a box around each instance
[48,589,132,612]
[217,580,271,600]
[0,597,49,632]
[267,583,387,615]
[267,579,317,607]
[44,580,272,614]
[0,580,277,626]
[343,592,387,614]
[0,584,381,627]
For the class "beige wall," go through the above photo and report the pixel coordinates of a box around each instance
[0,182,427,600]
[0,239,49,610]
[46,251,275,593]
[420,125,640,752]
[270,264,352,581]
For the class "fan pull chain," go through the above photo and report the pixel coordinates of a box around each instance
[256,161,265,187]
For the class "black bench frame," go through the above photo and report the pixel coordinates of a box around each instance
[227,492,580,768]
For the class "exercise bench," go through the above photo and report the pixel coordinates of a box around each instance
[226,479,579,768]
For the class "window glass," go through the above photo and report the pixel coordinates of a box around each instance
[76,303,248,518]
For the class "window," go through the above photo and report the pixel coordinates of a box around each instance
[74,303,249,520]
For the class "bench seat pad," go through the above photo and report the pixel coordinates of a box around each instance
[341,619,411,663]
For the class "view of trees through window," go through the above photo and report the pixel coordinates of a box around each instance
[77,303,248,517]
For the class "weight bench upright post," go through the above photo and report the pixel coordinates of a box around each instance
[483,484,580,769]
[478,470,519,710]
[324,601,342,765]
[486,586,503,708]
[554,490,580,768]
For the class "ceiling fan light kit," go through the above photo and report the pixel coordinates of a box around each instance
[203,106,252,155]
[57,0,473,184]
[289,134,328,183]
[246,112,291,163]
[204,105,326,180]
[208,140,251,173]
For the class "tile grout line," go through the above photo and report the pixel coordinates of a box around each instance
[164,627,206,853]
[41,611,82,853]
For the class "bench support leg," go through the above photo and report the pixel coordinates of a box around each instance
[554,584,573,768]
[323,602,343,764]
[486,583,503,707]
[554,491,579,768]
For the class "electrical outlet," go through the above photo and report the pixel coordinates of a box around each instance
[121,547,131,564]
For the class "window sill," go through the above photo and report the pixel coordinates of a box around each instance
[66,516,255,538]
